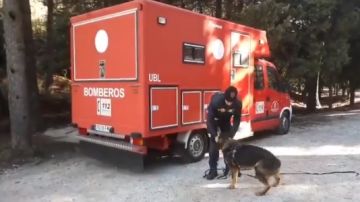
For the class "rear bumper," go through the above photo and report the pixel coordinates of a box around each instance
[76,135,147,155]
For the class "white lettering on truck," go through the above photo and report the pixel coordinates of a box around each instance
[84,87,125,98]
[149,73,161,83]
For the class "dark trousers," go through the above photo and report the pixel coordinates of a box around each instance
[208,137,219,171]
[208,124,231,172]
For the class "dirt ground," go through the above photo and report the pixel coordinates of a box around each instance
[1,108,360,202]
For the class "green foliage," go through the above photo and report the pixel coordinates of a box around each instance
[342,1,360,89]
[22,0,360,107]
[230,0,359,102]
[234,0,294,76]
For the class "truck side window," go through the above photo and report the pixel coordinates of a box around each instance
[267,67,280,91]
[183,43,205,64]
[233,51,249,67]
[254,65,264,90]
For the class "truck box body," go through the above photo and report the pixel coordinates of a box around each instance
[70,0,290,156]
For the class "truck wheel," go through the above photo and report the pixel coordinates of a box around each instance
[277,112,290,135]
[182,132,207,163]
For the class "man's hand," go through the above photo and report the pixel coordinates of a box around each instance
[210,135,217,143]
[230,127,237,138]
[215,135,219,143]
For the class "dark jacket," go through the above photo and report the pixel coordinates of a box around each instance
[206,92,242,138]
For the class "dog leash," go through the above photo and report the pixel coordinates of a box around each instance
[203,169,359,179]
[280,171,360,177]
[203,168,227,179]
[203,168,256,179]
[236,171,359,179]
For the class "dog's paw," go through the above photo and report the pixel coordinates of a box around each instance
[272,183,280,187]
[228,184,236,189]
[255,191,266,196]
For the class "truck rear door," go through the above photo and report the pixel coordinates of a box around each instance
[71,8,140,135]
[72,9,138,81]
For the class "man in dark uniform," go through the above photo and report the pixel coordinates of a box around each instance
[205,86,242,180]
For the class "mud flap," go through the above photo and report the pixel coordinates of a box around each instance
[80,141,145,172]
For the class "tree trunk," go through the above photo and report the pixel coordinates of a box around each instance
[297,81,302,94]
[329,85,333,109]
[335,84,339,96]
[103,0,110,7]
[0,89,9,118]
[215,0,222,18]
[224,0,233,19]
[180,0,186,8]
[315,72,322,108]
[44,0,54,93]
[24,0,41,133]
[306,76,317,112]
[3,0,39,154]
[350,86,355,106]
[301,88,306,103]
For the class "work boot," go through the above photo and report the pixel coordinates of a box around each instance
[206,170,218,180]
[223,167,229,176]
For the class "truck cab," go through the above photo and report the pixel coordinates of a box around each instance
[251,60,291,135]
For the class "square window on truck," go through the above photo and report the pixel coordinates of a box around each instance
[255,65,264,90]
[233,51,249,67]
[267,67,281,91]
[183,43,205,64]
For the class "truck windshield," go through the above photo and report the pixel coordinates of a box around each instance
[267,67,283,91]
[254,65,264,90]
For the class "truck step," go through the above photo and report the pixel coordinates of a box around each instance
[77,134,147,155]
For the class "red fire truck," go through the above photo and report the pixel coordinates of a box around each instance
[70,0,291,163]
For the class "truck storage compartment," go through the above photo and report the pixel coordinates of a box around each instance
[150,87,178,129]
[182,91,202,125]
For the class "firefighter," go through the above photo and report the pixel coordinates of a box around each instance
[205,86,242,180]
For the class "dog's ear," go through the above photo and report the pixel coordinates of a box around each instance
[216,136,223,146]
[217,136,229,149]
[220,131,232,139]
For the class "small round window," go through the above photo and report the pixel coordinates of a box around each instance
[212,39,224,60]
[95,29,109,53]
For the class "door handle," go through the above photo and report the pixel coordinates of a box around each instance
[231,69,236,80]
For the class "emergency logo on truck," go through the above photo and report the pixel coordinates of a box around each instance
[271,100,280,112]
[97,98,111,117]
[255,101,265,114]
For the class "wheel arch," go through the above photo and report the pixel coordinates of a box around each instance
[176,128,208,149]
[279,106,292,121]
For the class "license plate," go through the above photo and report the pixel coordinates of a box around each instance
[94,124,112,133]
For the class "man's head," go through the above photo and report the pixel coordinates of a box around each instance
[224,86,238,106]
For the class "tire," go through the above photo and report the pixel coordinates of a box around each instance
[277,112,290,135]
[182,132,207,163]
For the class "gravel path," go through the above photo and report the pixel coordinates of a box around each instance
[1,109,360,202]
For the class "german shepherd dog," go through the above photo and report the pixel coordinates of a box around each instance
[218,135,281,196]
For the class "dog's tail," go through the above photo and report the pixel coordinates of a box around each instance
[255,157,281,174]
[272,157,281,171]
